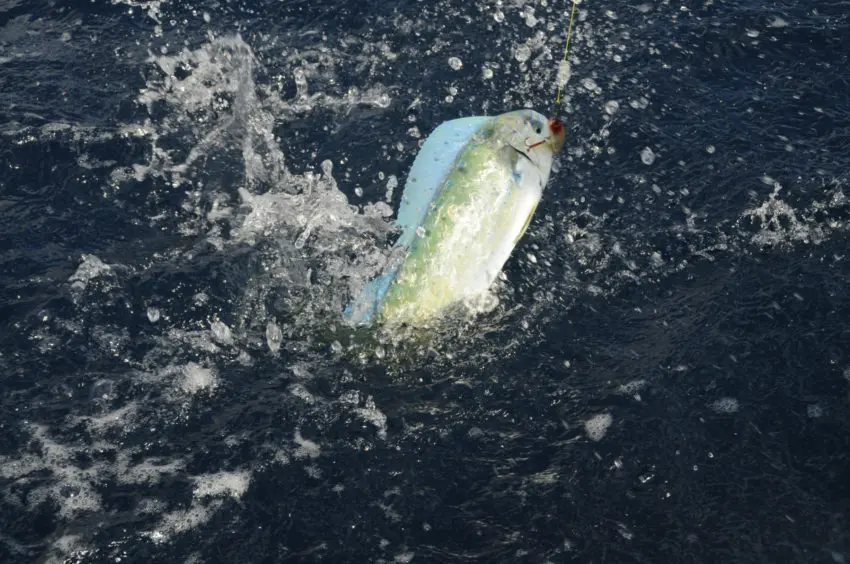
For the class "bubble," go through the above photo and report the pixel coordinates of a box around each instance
[584,413,613,441]
[202,12,211,23]
[147,306,161,322]
[706,145,716,154]
[581,78,598,91]
[640,147,656,165]
[604,100,619,115]
[514,44,532,63]
[629,97,649,109]
[482,67,494,80]
[493,10,505,23]
[448,57,463,70]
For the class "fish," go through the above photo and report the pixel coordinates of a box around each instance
[344,109,565,327]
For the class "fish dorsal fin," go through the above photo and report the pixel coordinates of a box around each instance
[395,116,492,248]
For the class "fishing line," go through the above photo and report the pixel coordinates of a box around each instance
[555,0,578,105]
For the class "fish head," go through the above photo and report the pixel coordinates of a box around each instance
[495,109,565,186]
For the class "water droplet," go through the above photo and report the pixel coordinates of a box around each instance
[556,61,571,87]
[147,307,161,323]
[629,97,649,110]
[266,321,282,354]
[581,77,598,91]
[493,10,505,23]
[640,147,656,165]
[514,44,532,62]
[706,145,716,154]
[385,175,398,203]
[482,67,494,80]
[211,320,234,345]
[604,100,619,115]
[448,57,463,71]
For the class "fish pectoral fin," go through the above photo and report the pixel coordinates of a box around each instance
[514,202,539,245]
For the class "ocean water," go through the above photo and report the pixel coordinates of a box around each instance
[1,0,849,562]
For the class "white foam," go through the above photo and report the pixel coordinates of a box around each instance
[145,470,251,541]
[179,362,218,395]
[210,320,234,346]
[354,395,388,440]
[584,413,612,441]
[79,403,138,433]
[289,383,316,404]
[68,254,112,290]
[151,499,224,540]
[115,454,184,485]
[9,425,104,519]
[43,534,86,564]
[709,397,739,414]
[294,430,321,459]
[193,470,251,499]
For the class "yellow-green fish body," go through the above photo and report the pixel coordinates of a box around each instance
[345,109,565,327]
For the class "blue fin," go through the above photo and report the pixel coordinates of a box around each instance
[395,116,491,248]
[343,264,400,327]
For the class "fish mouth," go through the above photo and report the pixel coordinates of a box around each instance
[524,117,566,153]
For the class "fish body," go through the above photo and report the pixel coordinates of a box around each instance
[345,109,564,327]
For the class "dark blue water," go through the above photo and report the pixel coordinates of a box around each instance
[2,0,849,562]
